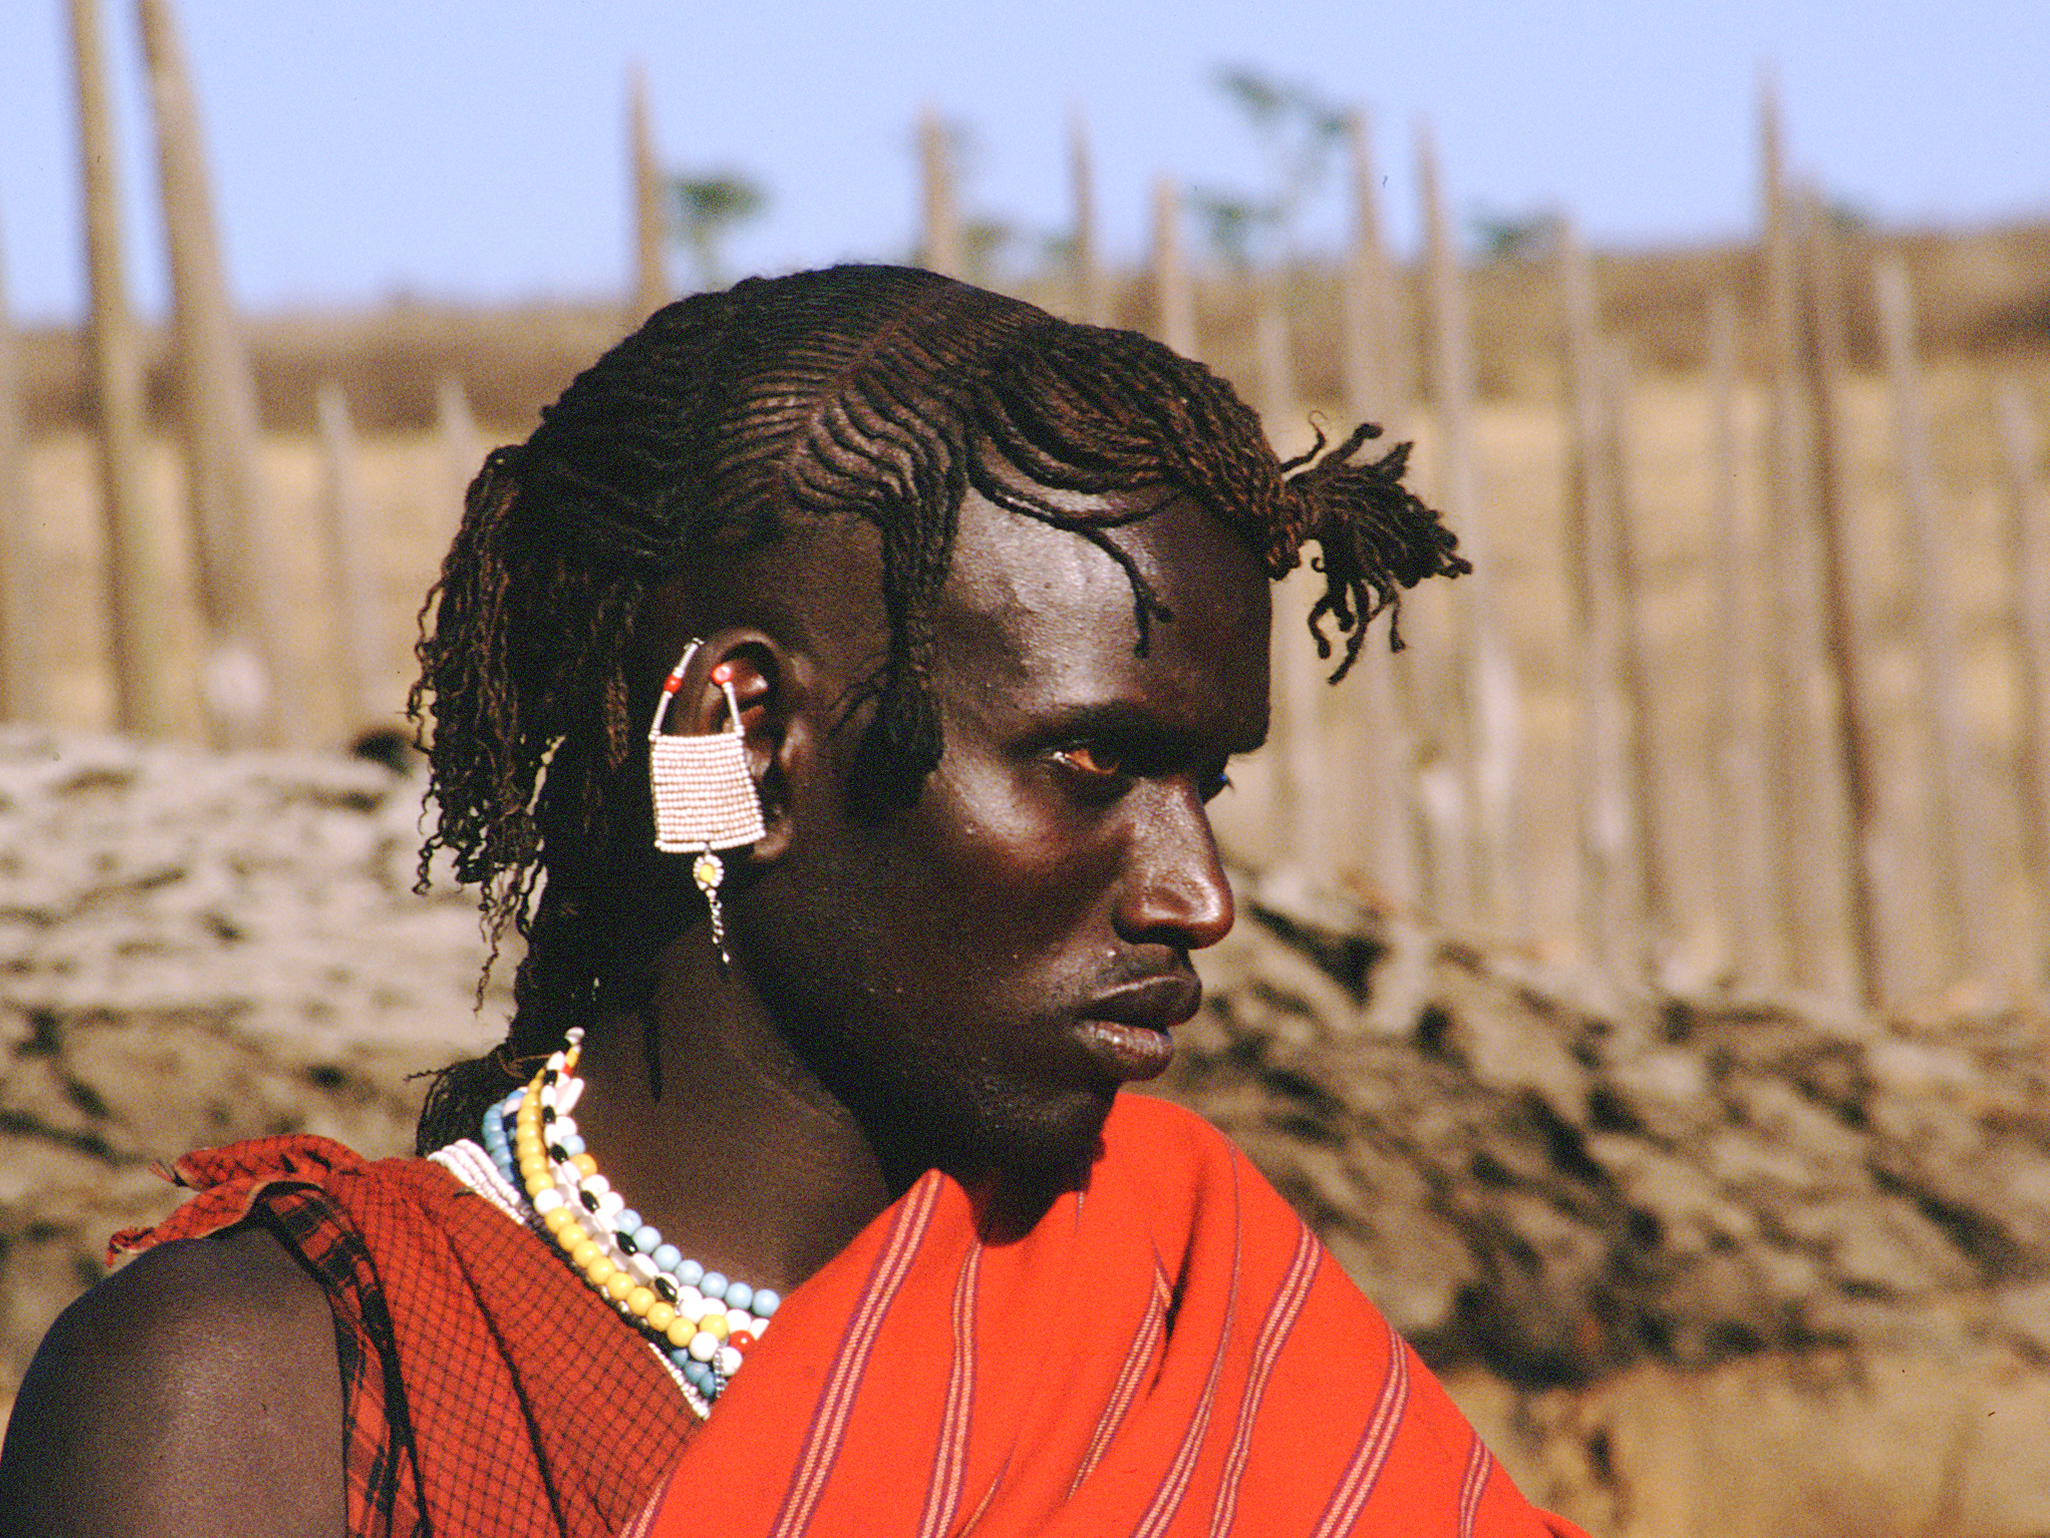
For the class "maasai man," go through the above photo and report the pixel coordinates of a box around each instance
[0,267,1587,1538]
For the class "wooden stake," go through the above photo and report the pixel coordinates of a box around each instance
[1151,177,1195,357]
[1601,347,1677,970]
[1271,569,1330,881]
[1558,217,1636,969]
[1706,289,1782,984]
[629,64,668,322]
[0,205,38,723]
[1254,300,1323,878]
[1252,302,1298,438]
[1758,75,1853,995]
[1350,630,1422,913]
[1337,107,1421,910]
[139,0,291,747]
[1876,255,2005,992]
[1340,109,1395,428]
[438,373,481,533]
[1415,125,1473,926]
[315,383,383,734]
[919,107,961,280]
[1997,383,2050,994]
[1798,190,1884,1009]
[1068,107,1107,325]
[1419,122,1521,940]
[69,0,176,735]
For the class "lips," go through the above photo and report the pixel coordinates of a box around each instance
[1073,974,1201,1081]
[1083,974,1202,1032]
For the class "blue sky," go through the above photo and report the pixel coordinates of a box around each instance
[2,0,2044,323]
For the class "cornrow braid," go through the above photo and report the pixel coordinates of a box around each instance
[410,264,1463,1153]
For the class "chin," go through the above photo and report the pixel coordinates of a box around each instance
[962,1083,1118,1192]
[882,1072,1115,1198]
[957,1094,1115,1238]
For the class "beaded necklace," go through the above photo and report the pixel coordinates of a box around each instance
[484,1028,779,1404]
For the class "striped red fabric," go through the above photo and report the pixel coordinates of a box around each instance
[111,1136,698,1537]
[636,1096,1588,1538]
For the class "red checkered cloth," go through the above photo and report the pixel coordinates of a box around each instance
[112,1136,698,1537]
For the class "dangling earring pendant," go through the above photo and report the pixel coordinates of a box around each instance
[691,850,729,969]
[649,640,767,974]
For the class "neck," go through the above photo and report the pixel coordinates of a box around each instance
[567,941,893,1298]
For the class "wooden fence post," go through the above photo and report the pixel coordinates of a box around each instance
[1151,177,1195,358]
[1253,304,1297,437]
[1997,383,2050,995]
[1253,300,1326,880]
[1798,190,1885,1009]
[1337,107,1420,912]
[0,206,38,723]
[1068,108,1107,326]
[1346,618,1422,913]
[315,383,384,735]
[139,0,292,747]
[1419,121,1522,941]
[438,373,482,532]
[1413,124,1470,928]
[1601,346,1678,972]
[1558,216,1638,972]
[919,107,961,280]
[1270,569,1331,882]
[1758,75,1854,997]
[1706,289,1781,985]
[1340,109,1395,429]
[69,0,177,735]
[629,64,668,322]
[1876,255,2006,995]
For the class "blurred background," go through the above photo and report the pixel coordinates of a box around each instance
[4,0,2048,1004]
[3,3,2050,1532]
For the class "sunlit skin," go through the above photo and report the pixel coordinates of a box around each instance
[574,485,1270,1287]
[0,482,1272,1538]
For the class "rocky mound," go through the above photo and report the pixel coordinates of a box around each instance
[0,729,507,1399]
[5,728,2049,1535]
[1175,882,2050,1386]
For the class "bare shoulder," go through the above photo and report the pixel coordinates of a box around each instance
[0,1222,344,1538]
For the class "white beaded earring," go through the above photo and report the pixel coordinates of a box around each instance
[648,639,767,972]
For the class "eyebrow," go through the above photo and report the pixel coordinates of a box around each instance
[1018,698,1269,761]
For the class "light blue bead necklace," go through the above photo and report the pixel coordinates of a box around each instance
[479,1036,780,1403]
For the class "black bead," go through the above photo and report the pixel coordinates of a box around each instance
[653,1276,678,1303]
[580,1189,600,1212]
[541,1105,556,1124]
[548,1144,569,1163]
[543,1068,559,1085]
[617,1231,639,1255]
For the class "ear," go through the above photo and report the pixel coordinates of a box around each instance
[667,629,804,864]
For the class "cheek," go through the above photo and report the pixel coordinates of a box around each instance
[903,757,1116,942]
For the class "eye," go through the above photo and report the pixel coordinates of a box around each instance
[1051,742,1127,782]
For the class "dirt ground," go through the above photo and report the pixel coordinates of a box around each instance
[4,730,2050,1536]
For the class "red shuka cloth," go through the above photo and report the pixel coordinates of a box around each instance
[111,1137,698,1537]
[112,1100,1587,1538]
[627,1097,1587,1538]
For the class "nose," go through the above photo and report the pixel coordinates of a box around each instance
[1112,780,1236,951]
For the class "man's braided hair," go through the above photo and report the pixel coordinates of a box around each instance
[411,264,1464,1153]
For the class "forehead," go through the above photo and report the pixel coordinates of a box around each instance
[932,489,1271,746]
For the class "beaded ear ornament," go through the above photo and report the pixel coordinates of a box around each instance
[649,639,767,972]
